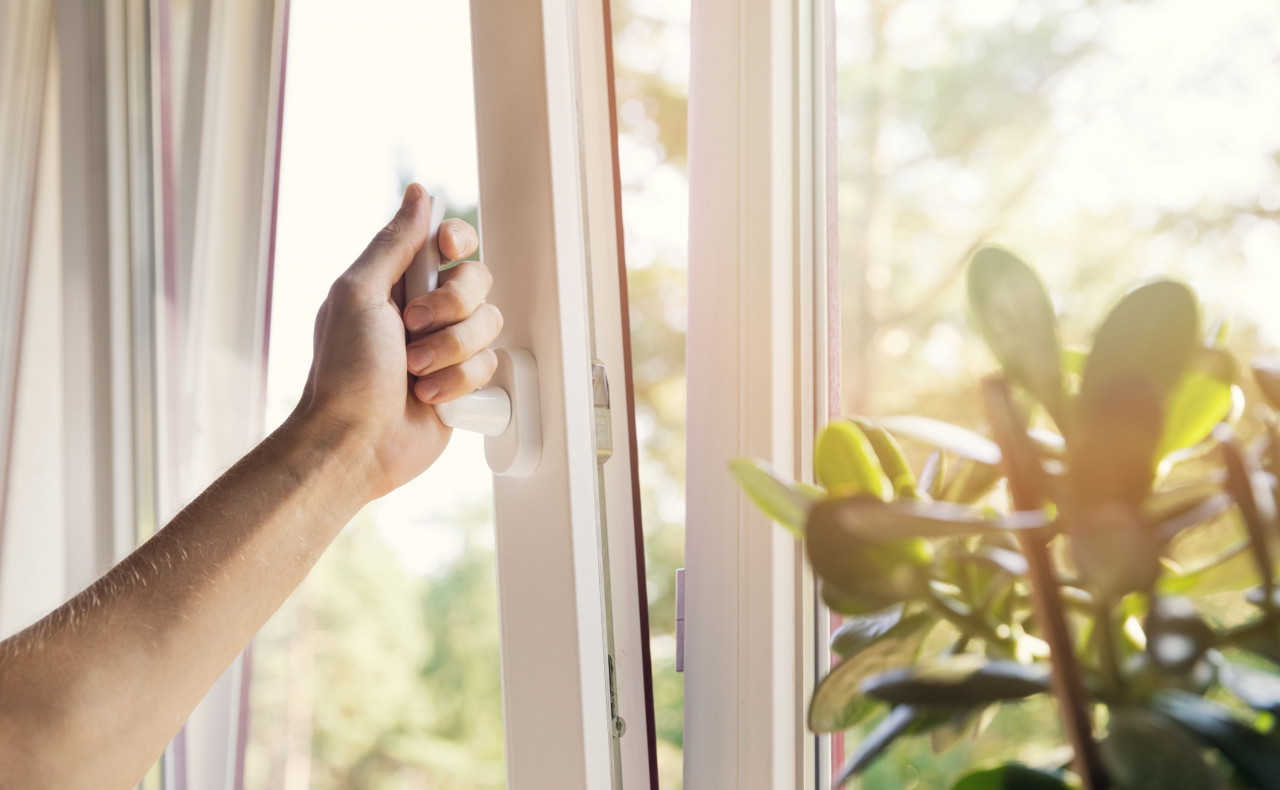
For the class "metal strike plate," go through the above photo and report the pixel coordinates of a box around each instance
[592,360,613,463]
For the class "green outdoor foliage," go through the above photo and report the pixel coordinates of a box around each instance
[735,249,1280,789]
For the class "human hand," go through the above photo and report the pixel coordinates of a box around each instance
[296,183,501,499]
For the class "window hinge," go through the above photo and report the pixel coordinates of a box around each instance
[675,568,686,672]
[591,360,613,463]
[608,654,626,737]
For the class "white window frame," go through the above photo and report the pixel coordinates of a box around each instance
[470,0,656,787]
[685,0,832,786]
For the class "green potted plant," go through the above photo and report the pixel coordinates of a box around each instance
[733,247,1280,789]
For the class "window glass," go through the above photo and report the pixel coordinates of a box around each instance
[834,0,1280,784]
[610,0,691,786]
[245,2,504,788]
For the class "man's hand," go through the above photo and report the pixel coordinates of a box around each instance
[0,185,501,789]
[297,183,501,498]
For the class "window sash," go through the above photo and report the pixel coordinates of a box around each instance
[470,0,656,786]
[685,0,832,787]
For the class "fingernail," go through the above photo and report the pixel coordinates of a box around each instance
[416,378,439,402]
[407,346,432,374]
[402,183,422,208]
[447,226,469,253]
[404,305,433,333]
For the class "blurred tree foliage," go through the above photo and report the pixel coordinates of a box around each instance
[838,0,1280,425]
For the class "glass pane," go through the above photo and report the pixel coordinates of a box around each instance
[244,2,504,788]
[610,0,691,786]
[834,0,1280,785]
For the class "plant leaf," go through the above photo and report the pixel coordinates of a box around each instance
[1150,690,1280,790]
[1159,541,1259,597]
[877,416,1002,466]
[966,246,1066,422]
[833,705,921,786]
[1071,379,1165,506]
[1157,348,1237,459]
[815,421,887,499]
[1074,280,1199,504]
[1143,482,1226,526]
[821,580,905,617]
[830,604,906,658]
[809,612,935,732]
[730,458,816,538]
[951,764,1071,790]
[919,450,947,500]
[1062,348,1088,378]
[1212,652,1280,716]
[806,498,935,608]
[1080,279,1200,411]
[809,498,1050,542]
[1145,597,1215,673]
[1153,493,1232,543]
[949,545,1030,579]
[1253,357,1280,410]
[940,457,1005,505]
[860,655,1051,706]
[853,419,918,498]
[1101,708,1219,790]
[1070,502,1161,598]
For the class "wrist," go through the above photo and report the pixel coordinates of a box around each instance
[278,408,384,512]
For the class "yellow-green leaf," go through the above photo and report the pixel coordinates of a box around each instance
[730,457,816,538]
[1158,348,1238,459]
[815,420,886,499]
[853,419,918,499]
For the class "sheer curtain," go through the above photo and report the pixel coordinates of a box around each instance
[0,2,288,788]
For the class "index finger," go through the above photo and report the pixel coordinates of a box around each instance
[439,218,479,262]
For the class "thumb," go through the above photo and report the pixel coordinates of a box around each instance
[350,183,430,287]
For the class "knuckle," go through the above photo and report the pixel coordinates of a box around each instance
[375,218,404,244]
[328,274,364,305]
[478,302,504,335]
[474,348,499,383]
[458,260,493,293]
[369,222,413,261]
[436,283,468,319]
[441,325,467,359]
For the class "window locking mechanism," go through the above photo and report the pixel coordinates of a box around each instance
[675,568,685,672]
[591,360,613,463]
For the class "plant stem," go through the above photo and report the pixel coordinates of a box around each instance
[983,377,1109,790]
[1094,597,1123,702]
[1217,616,1280,650]
[922,584,1016,659]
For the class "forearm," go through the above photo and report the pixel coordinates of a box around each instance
[0,413,375,789]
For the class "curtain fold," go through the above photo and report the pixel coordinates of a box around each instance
[0,0,55,614]
[0,1,288,788]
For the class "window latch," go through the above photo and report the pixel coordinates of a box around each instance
[675,568,686,672]
[591,360,613,463]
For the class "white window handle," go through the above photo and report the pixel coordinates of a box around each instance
[403,194,541,477]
